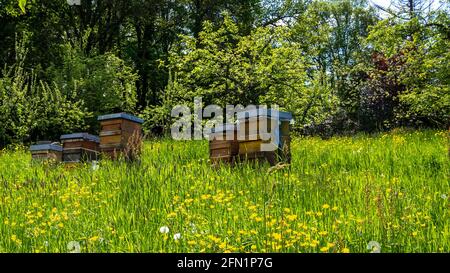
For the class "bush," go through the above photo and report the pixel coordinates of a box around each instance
[0,60,88,147]
[47,45,138,130]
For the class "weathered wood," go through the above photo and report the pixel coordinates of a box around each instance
[280,120,290,135]
[209,124,239,165]
[63,140,98,151]
[98,113,144,160]
[30,144,63,162]
[60,133,100,163]
[236,109,293,166]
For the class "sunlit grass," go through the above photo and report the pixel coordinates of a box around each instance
[0,129,448,253]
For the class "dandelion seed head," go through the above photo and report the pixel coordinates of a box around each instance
[159,226,170,234]
[67,241,81,253]
[367,241,381,253]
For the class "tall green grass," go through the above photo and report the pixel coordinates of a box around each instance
[0,129,448,253]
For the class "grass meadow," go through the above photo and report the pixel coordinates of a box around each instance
[0,129,448,253]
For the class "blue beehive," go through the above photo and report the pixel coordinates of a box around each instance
[30,143,63,161]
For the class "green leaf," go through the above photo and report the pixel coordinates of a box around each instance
[18,0,27,13]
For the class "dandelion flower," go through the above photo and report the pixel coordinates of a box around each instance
[286,214,298,221]
[174,233,181,240]
[272,233,282,241]
[320,246,329,252]
[89,236,99,242]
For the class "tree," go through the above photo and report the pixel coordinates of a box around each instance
[46,44,138,130]
[362,5,450,128]
[0,43,88,146]
[166,12,336,130]
[291,0,378,130]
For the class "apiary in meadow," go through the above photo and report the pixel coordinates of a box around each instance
[60,133,100,163]
[237,109,292,165]
[30,142,63,161]
[209,124,239,165]
[98,113,144,159]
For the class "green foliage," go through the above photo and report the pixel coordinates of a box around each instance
[364,9,450,127]
[0,53,88,146]
[168,12,336,129]
[0,0,448,138]
[18,0,27,13]
[47,44,138,129]
[139,72,186,136]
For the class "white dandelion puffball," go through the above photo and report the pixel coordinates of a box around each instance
[367,241,381,253]
[67,241,81,253]
[159,226,170,234]
[91,161,99,171]
[174,233,181,240]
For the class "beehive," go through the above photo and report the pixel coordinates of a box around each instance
[30,142,63,161]
[237,109,292,165]
[209,124,239,165]
[60,133,100,163]
[97,113,144,159]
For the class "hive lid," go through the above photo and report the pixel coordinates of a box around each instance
[97,113,144,124]
[30,144,63,152]
[211,124,236,133]
[60,133,100,143]
[236,109,293,121]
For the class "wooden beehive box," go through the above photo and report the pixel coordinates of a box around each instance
[60,133,100,163]
[97,113,144,159]
[237,109,292,165]
[209,124,239,165]
[30,142,63,162]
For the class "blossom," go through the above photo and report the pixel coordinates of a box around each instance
[159,226,170,234]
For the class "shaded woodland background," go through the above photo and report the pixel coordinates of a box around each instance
[0,0,448,147]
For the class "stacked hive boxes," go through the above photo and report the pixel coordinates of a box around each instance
[60,133,100,163]
[98,113,144,159]
[209,124,239,165]
[236,109,292,165]
[30,142,63,161]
